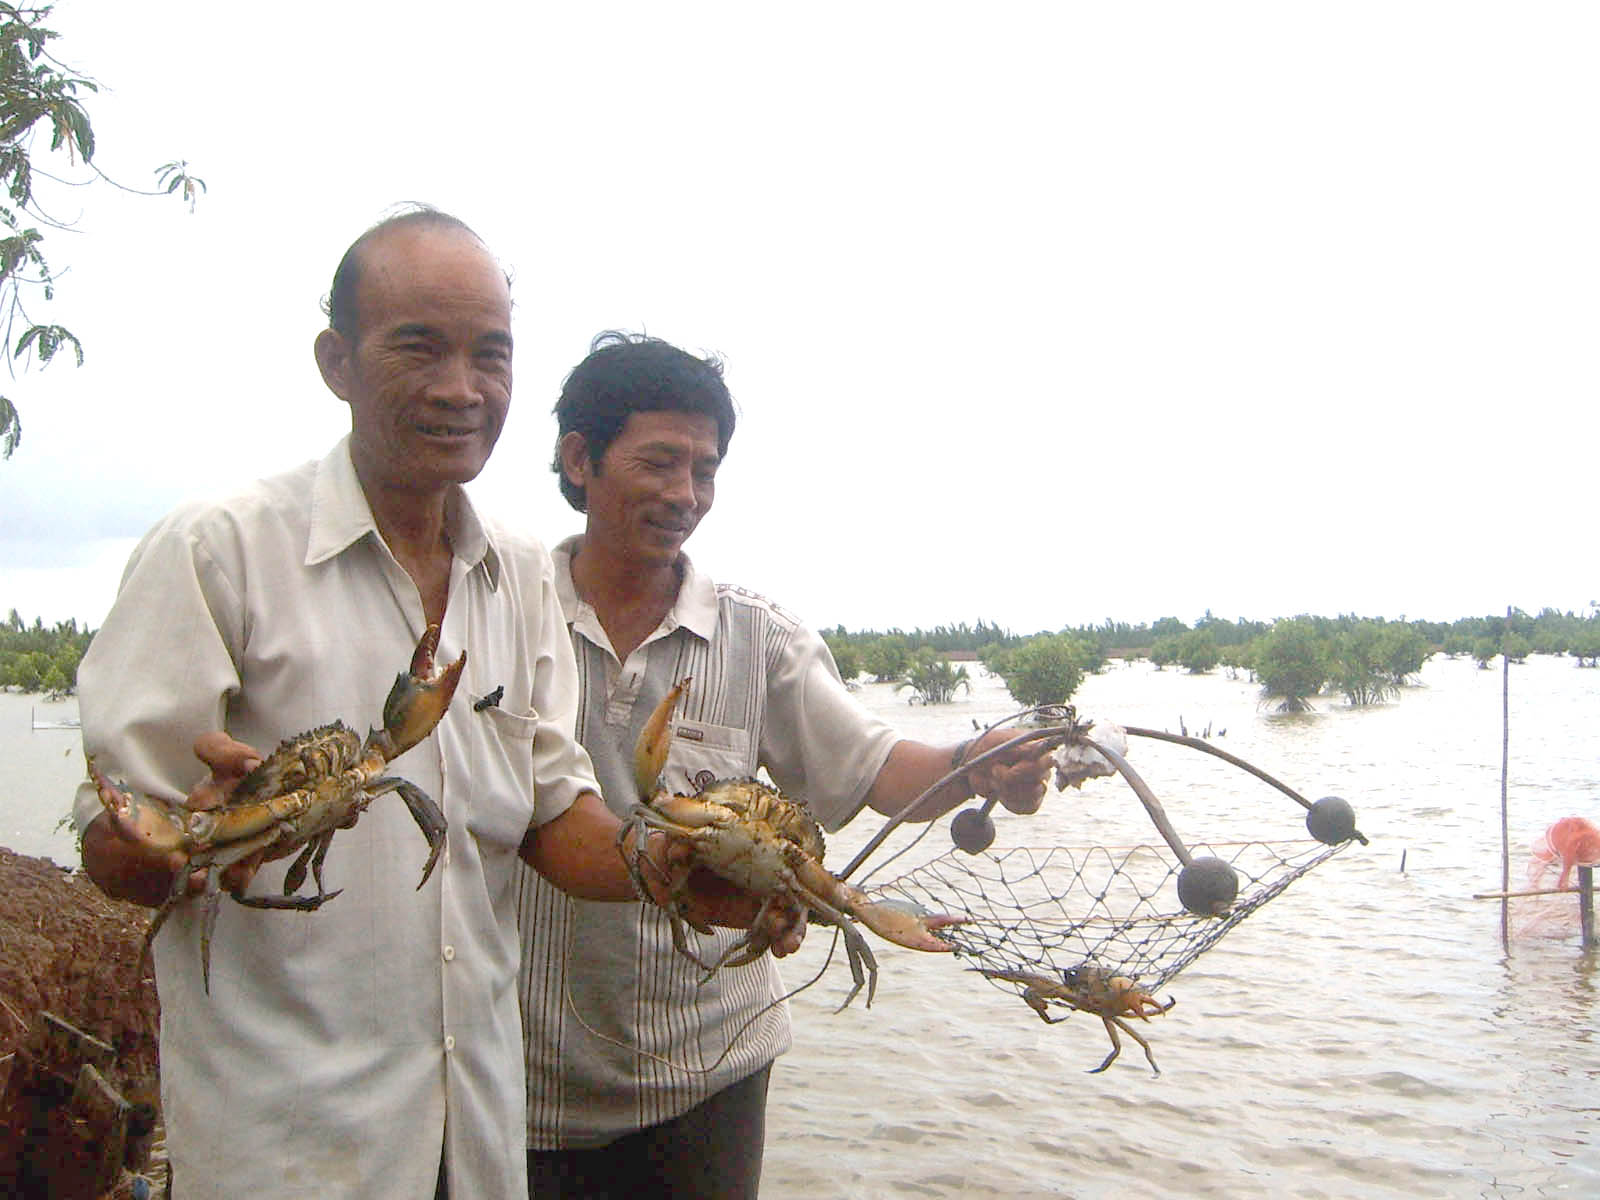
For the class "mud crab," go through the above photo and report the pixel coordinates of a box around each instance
[620,678,962,1010]
[89,624,464,991]
[978,964,1175,1075]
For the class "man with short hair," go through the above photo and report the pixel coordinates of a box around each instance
[75,215,785,1198]
[517,331,1052,1198]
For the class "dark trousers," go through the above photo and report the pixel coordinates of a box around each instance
[527,1063,772,1199]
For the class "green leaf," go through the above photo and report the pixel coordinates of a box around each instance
[0,394,18,458]
[14,322,82,366]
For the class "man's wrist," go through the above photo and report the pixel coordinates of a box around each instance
[622,826,670,906]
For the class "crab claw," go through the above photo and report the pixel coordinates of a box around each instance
[836,886,964,953]
[381,624,468,758]
[88,756,189,856]
[634,677,690,796]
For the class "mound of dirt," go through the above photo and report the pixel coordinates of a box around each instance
[0,848,161,1188]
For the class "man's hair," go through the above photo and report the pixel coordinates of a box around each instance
[321,205,493,339]
[552,331,738,512]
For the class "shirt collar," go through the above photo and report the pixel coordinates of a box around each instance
[305,435,502,589]
[552,535,717,642]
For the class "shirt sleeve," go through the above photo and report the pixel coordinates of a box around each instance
[759,620,899,834]
[73,515,246,834]
[524,551,601,826]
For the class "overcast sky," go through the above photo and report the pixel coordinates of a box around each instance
[1,2,1595,636]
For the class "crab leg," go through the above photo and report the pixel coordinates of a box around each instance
[387,778,448,887]
[280,832,332,898]
[1089,1019,1125,1074]
[1095,1015,1161,1076]
[241,838,342,910]
[196,825,287,993]
[823,916,880,1012]
[138,861,197,978]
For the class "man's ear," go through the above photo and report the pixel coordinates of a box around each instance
[314,328,353,402]
[558,431,593,489]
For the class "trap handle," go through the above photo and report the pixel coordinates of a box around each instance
[1083,737,1194,868]
[838,725,1068,881]
[1123,726,1367,846]
[1124,726,1312,810]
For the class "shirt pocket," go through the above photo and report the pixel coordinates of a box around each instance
[661,720,753,795]
[463,703,540,850]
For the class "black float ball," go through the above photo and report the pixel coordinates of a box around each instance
[1177,856,1238,916]
[950,806,996,854]
[1306,796,1357,845]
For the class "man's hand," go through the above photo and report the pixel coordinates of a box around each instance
[642,836,808,956]
[186,732,262,812]
[84,732,265,907]
[963,727,1053,815]
[187,732,267,894]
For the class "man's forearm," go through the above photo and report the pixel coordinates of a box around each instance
[518,790,644,901]
[864,740,974,822]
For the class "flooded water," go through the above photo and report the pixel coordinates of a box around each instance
[5,655,1597,1197]
[764,655,1600,1199]
[2,690,85,865]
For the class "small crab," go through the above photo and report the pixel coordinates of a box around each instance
[978,964,1176,1075]
[90,625,464,991]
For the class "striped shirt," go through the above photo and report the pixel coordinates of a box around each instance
[516,537,899,1149]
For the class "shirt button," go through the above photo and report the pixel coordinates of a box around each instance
[442,945,455,962]
[444,1035,455,1053]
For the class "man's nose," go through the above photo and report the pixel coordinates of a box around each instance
[428,353,482,406]
[662,463,697,509]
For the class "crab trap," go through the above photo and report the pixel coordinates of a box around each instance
[840,710,1365,1071]
[873,836,1353,992]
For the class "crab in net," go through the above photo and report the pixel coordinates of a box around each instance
[837,706,1365,1075]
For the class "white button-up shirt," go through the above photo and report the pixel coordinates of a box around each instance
[74,438,600,1198]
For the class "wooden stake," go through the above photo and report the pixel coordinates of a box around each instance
[1581,866,1597,949]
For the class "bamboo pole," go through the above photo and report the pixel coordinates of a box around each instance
[1471,886,1581,901]
[1500,608,1511,952]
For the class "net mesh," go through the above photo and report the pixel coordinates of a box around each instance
[872,837,1352,996]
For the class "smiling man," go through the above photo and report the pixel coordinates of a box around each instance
[73,213,789,1199]
[516,331,1053,1199]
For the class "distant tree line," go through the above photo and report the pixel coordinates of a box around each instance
[10,604,1598,706]
[823,607,1600,712]
[0,609,92,696]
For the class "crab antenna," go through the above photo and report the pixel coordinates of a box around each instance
[634,678,689,796]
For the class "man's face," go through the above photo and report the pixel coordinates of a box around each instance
[318,224,512,498]
[573,410,721,569]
